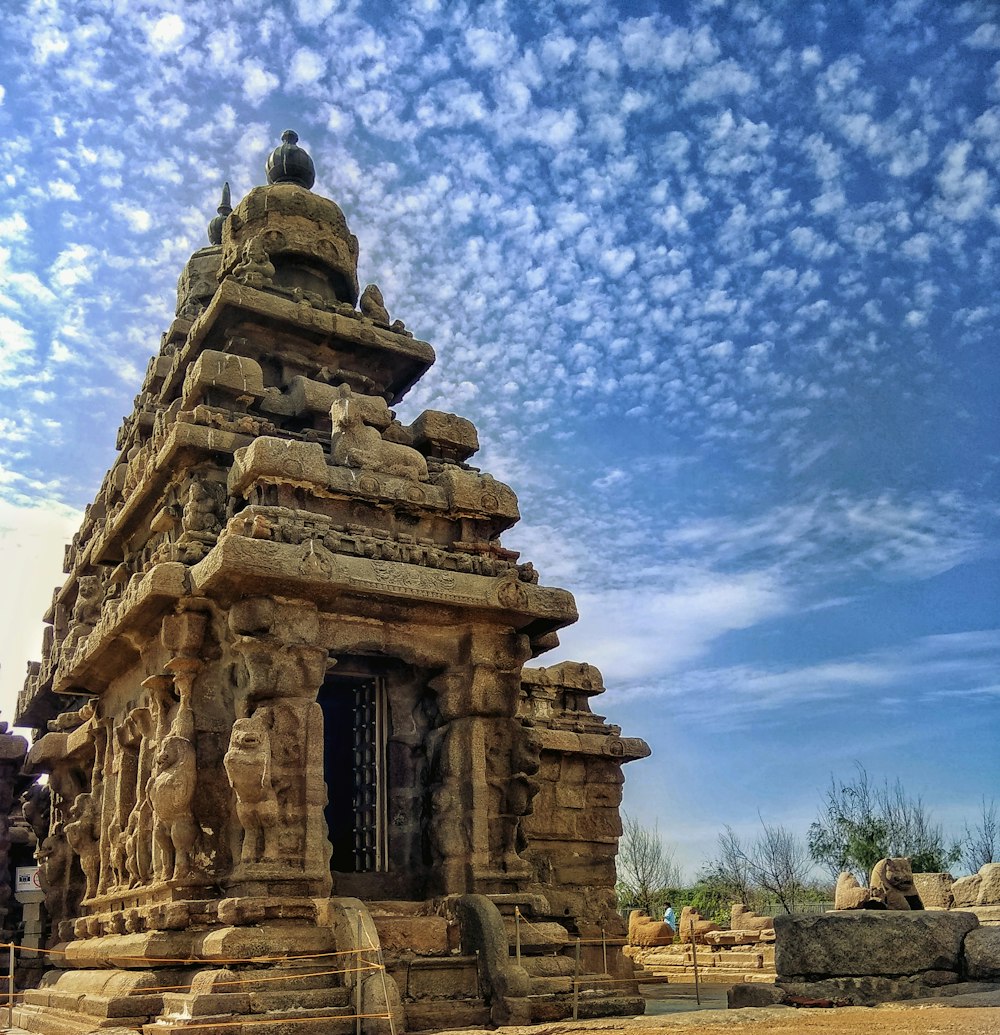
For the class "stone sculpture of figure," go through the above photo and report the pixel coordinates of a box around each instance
[232,237,275,289]
[359,283,391,326]
[834,871,886,910]
[125,801,153,885]
[148,735,198,881]
[224,714,280,865]
[64,793,101,900]
[181,480,220,534]
[36,833,74,926]
[61,576,103,659]
[21,782,51,842]
[870,856,924,910]
[330,385,428,482]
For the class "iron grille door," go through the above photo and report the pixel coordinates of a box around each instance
[351,677,387,872]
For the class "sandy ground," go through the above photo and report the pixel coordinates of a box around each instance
[442,985,1000,1035]
[443,1004,1000,1035]
[501,1010,1000,1035]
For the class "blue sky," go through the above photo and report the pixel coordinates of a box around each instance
[0,0,997,877]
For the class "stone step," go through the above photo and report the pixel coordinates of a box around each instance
[395,956,480,1000]
[14,1004,148,1035]
[528,991,645,1023]
[503,918,571,952]
[142,1004,357,1035]
[203,963,351,993]
[529,975,573,995]
[520,955,576,977]
[404,999,492,1031]
[161,986,351,1017]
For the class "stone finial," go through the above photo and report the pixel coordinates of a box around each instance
[207,182,232,246]
[265,129,315,190]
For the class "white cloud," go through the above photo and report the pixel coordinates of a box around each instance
[683,59,755,103]
[0,498,80,724]
[146,13,186,53]
[936,140,991,221]
[242,61,280,104]
[556,571,788,683]
[288,46,326,88]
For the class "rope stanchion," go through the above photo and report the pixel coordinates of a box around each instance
[7,940,13,1029]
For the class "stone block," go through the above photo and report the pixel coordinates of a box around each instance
[182,349,264,407]
[372,915,449,954]
[554,783,586,809]
[913,872,955,910]
[409,410,479,461]
[774,911,979,979]
[952,873,981,907]
[964,926,1000,979]
[405,958,478,999]
[727,983,786,1008]
[977,863,1000,905]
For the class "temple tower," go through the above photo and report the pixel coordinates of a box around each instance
[13,133,649,1033]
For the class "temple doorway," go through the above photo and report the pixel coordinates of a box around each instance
[319,666,388,875]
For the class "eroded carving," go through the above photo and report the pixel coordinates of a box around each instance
[224,714,280,865]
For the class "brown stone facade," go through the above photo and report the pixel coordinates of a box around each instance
[13,136,649,1033]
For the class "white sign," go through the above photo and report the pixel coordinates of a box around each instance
[15,867,40,891]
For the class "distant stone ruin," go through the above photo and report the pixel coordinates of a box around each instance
[729,858,1000,1009]
[625,905,777,985]
[8,132,650,1034]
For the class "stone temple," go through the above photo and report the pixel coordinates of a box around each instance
[12,132,650,1034]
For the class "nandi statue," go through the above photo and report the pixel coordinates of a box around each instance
[330,384,428,482]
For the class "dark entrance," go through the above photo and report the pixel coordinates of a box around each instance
[319,668,387,874]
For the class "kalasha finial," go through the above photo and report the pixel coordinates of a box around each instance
[265,129,315,190]
[207,181,232,246]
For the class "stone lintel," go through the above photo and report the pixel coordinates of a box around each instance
[191,535,577,631]
[169,279,435,405]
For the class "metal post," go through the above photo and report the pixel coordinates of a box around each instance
[373,934,396,1035]
[602,928,607,975]
[689,920,700,1006]
[573,937,580,1020]
[8,941,14,1028]
[515,908,521,966]
[356,914,364,1035]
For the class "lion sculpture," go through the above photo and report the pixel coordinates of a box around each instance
[224,714,280,865]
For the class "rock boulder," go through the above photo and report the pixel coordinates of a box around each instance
[964,926,1000,980]
[774,911,979,979]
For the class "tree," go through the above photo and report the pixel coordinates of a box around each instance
[963,797,998,872]
[808,764,961,881]
[616,814,682,917]
[703,819,813,915]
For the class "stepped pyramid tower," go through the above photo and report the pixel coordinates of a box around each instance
[13,132,650,1033]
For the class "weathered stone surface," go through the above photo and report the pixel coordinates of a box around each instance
[913,872,955,910]
[977,863,1000,905]
[727,983,786,1008]
[778,971,960,1007]
[953,873,982,907]
[775,912,979,979]
[964,926,1000,979]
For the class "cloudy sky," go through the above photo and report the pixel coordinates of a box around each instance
[1,0,998,876]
